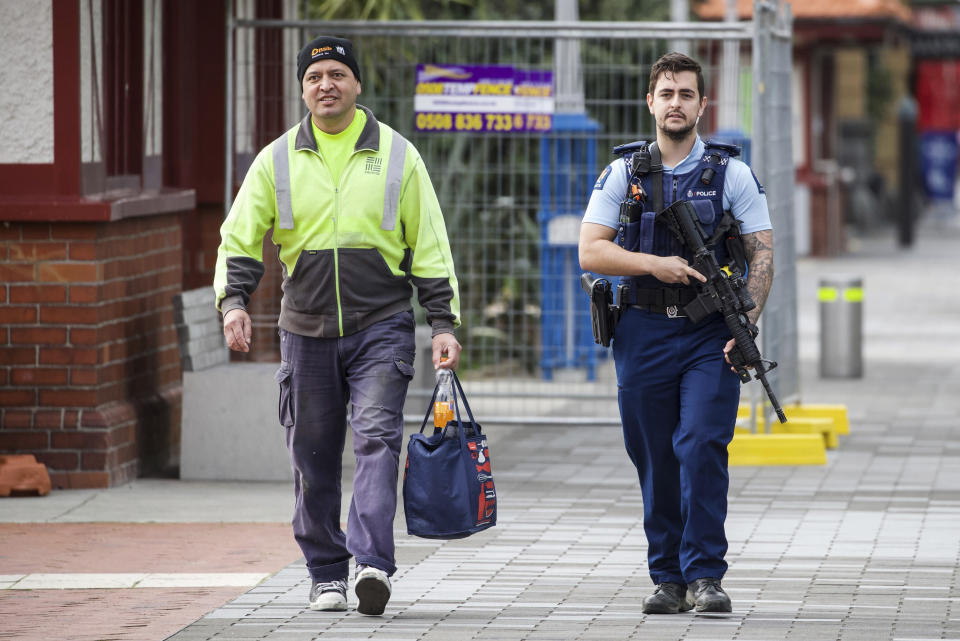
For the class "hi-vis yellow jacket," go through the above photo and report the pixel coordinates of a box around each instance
[215,106,460,338]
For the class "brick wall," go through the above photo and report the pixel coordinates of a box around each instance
[181,204,281,363]
[239,231,283,363]
[181,203,222,292]
[0,215,183,488]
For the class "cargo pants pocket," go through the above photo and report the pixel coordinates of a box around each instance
[394,353,415,380]
[274,363,295,427]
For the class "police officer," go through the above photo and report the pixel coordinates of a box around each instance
[214,36,462,616]
[579,52,774,614]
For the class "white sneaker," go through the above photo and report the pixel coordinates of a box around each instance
[309,578,347,611]
[354,565,391,616]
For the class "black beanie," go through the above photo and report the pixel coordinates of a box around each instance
[297,36,361,85]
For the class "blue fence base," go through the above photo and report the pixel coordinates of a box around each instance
[539,113,602,381]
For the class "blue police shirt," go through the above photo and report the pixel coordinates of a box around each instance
[582,136,772,235]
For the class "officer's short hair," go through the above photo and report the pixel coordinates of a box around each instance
[648,52,704,99]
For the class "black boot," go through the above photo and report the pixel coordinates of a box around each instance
[686,577,732,612]
[642,582,693,614]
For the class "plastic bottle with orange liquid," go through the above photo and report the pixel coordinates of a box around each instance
[434,358,454,432]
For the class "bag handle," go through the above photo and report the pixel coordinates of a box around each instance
[448,371,481,451]
[448,371,478,431]
[417,370,479,436]
[418,382,441,434]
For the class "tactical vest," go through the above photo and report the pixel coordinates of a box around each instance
[615,139,745,308]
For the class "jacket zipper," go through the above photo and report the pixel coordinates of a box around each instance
[307,143,368,337]
[333,150,363,337]
[305,147,344,336]
[333,185,342,336]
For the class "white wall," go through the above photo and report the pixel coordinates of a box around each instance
[0,0,54,163]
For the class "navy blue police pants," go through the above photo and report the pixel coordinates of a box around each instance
[613,307,741,585]
[276,311,416,583]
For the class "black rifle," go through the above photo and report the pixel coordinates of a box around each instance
[580,273,619,347]
[656,201,787,423]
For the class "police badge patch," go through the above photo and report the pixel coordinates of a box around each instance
[594,165,612,190]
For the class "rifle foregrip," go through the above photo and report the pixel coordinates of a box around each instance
[727,315,761,365]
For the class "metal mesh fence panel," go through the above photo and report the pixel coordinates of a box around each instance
[227,15,795,423]
[752,1,799,420]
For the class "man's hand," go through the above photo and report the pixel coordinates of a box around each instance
[723,337,755,372]
[223,309,252,352]
[722,338,736,368]
[650,255,706,286]
[432,332,462,370]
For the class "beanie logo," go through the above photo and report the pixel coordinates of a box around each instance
[336,46,346,55]
[312,46,332,58]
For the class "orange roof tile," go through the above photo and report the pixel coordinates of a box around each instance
[695,0,912,23]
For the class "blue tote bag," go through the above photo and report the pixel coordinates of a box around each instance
[402,373,497,539]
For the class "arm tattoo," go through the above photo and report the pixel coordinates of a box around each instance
[742,229,774,324]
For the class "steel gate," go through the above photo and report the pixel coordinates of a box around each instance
[225,2,797,424]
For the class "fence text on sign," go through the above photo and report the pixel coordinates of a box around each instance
[414,64,553,134]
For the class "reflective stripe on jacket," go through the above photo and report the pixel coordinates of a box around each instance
[214,105,460,338]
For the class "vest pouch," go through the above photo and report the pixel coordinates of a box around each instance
[689,199,716,227]
[621,211,657,254]
[725,231,748,276]
[621,220,640,252]
[651,211,684,258]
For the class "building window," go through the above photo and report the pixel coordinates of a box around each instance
[103,0,144,182]
[80,0,162,195]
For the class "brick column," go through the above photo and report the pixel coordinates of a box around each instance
[0,215,183,488]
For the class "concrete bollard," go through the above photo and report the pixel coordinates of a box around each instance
[819,276,863,378]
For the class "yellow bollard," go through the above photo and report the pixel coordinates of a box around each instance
[728,433,826,466]
[779,404,849,435]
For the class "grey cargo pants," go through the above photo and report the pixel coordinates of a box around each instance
[276,311,416,582]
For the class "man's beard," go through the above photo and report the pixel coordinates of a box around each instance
[660,116,697,142]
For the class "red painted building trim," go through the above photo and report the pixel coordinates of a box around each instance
[0,198,111,221]
[103,0,144,178]
[162,0,227,204]
[1,0,83,198]
[0,190,195,223]
[794,20,910,45]
[52,0,82,197]
[0,165,57,197]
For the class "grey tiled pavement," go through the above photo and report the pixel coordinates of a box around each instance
[169,221,960,641]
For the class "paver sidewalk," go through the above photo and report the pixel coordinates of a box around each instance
[3,222,958,641]
[166,223,960,640]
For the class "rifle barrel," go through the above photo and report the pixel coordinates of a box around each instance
[757,370,787,423]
